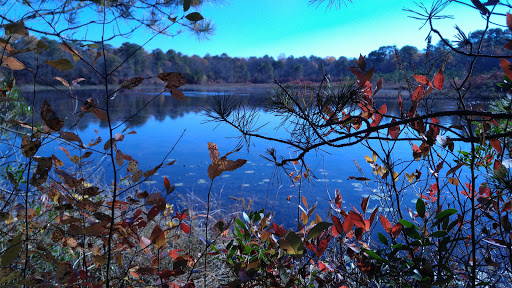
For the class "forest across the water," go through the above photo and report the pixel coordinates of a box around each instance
[1,28,510,89]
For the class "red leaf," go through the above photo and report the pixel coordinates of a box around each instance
[342,214,353,234]
[412,144,422,160]
[373,77,383,97]
[331,215,343,237]
[147,206,159,222]
[500,59,512,81]
[361,196,369,214]
[413,75,432,87]
[398,95,403,116]
[334,189,342,209]
[371,104,387,127]
[304,240,318,255]
[369,207,379,228]
[388,118,400,139]
[391,223,402,238]
[316,235,332,257]
[379,215,392,234]
[348,67,365,83]
[164,177,171,190]
[349,211,366,231]
[507,13,512,31]
[168,249,183,259]
[412,85,424,103]
[180,223,191,234]
[489,139,502,154]
[429,117,440,138]
[433,68,444,90]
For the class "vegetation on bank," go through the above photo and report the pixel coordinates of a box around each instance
[0,28,510,89]
[1,0,512,287]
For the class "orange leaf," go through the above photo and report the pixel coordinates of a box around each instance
[489,139,502,154]
[500,59,512,81]
[388,118,400,139]
[379,215,391,234]
[412,85,424,103]
[413,75,432,87]
[433,68,444,90]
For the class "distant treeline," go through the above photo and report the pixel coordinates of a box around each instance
[2,28,510,87]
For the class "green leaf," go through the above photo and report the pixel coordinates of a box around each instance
[399,219,416,229]
[363,249,383,260]
[434,209,458,220]
[306,222,332,241]
[278,232,304,256]
[45,59,74,71]
[1,234,22,266]
[185,12,204,22]
[183,0,191,12]
[416,198,425,219]
[378,232,389,246]
[431,230,448,238]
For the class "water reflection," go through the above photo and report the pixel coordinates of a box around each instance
[17,87,487,226]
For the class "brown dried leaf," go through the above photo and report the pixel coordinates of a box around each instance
[127,160,139,173]
[45,58,74,71]
[72,78,85,86]
[59,43,81,62]
[21,135,41,157]
[132,170,143,182]
[92,108,108,121]
[56,263,77,284]
[158,72,186,88]
[208,142,219,162]
[116,150,124,166]
[54,77,69,87]
[30,156,52,187]
[150,225,166,248]
[144,163,163,178]
[58,131,83,146]
[170,88,186,101]
[120,76,145,90]
[41,100,64,131]
[5,21,29,36]
[1,56,25,70]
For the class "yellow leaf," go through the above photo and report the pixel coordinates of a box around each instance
[406,172,416,183]
[392,171,399,182]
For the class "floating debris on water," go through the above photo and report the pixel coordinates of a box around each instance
[197,179,207,184]
[351,183,363,191]
[175,183,184,187]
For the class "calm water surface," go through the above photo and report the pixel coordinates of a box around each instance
[24,86,479,226]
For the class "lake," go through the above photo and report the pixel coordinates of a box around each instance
[17,85,481,227]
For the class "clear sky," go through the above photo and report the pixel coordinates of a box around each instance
[64,1,509,59]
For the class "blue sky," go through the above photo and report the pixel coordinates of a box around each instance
[34,0,508,59]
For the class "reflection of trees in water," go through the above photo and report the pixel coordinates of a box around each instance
[21,88,476,129]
